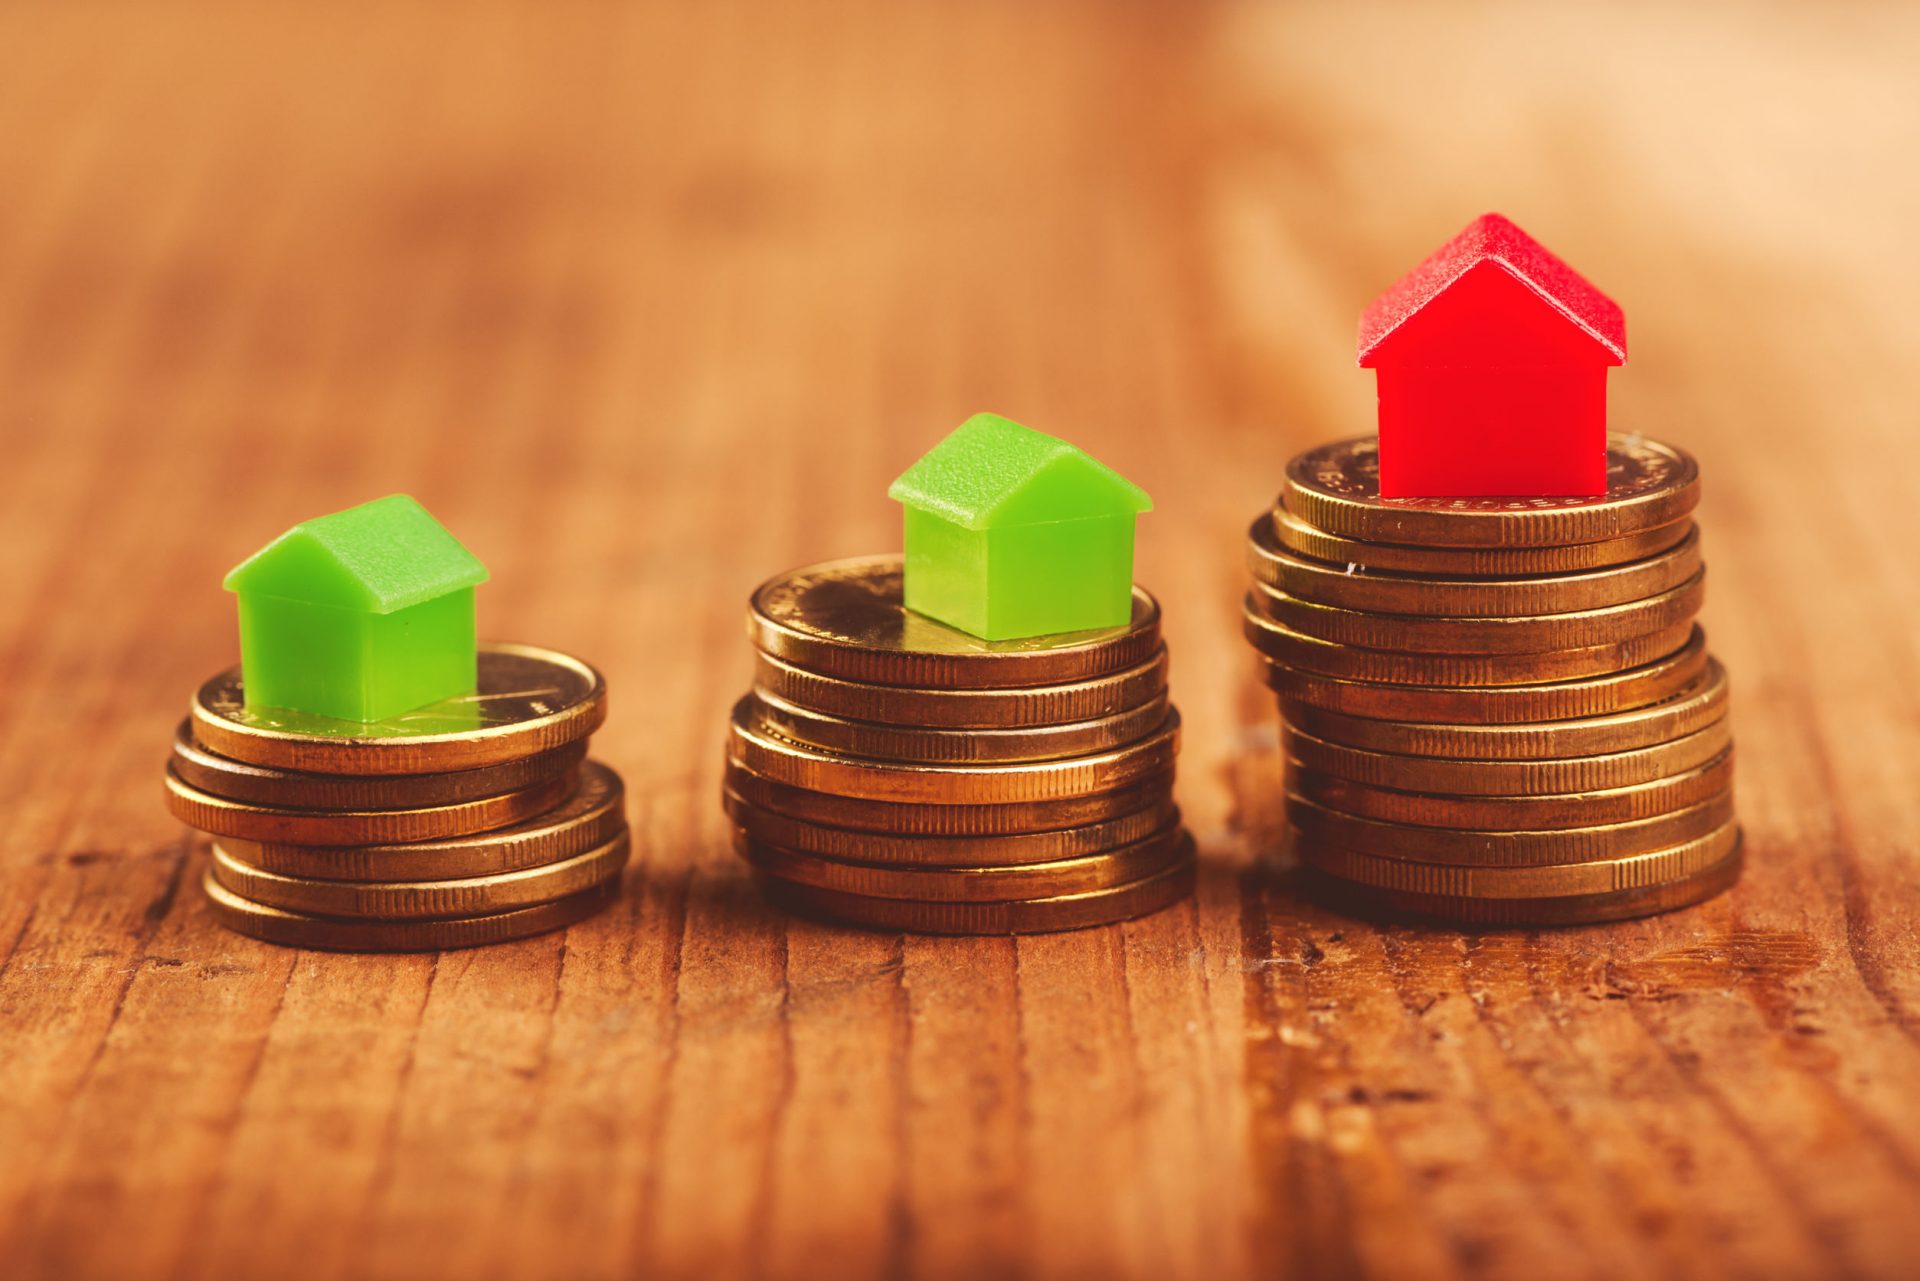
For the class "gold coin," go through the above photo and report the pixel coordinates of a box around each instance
[1284,720,1731,796]
[1290,751,1733,830]
[164,768,575,846]
[190,643,608,775]
[218,760,627,880]
[1250,572,1705,654]
[1297,839,1742,926]
[1282,435,1700,548]
[726,697,1180,804]
[752,648,1168,729]
[723,788,1177,866]
[755,846,1196,934]
[747,689,1171,765]
[1246,602,1695,685]
[1248,517,1704,617]
[747,557,1161,689]
[212,830,630,919]
[170,721,585,810]
[201,871,621,952]
[1287,793,1735,867]
[1270,507,1694,576]
[1295,822,1739,898]
[1283,660,1729,758]
[734,823,1186,902]
[1266,628,1709,723]
[723,762,1176,837]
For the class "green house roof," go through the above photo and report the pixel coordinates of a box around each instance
[223,494,489,613]
[887,413,1153,530]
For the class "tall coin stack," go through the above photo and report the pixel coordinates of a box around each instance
[724,557,1194,933]
[1243,435,1739,925]
[165,644,630,950]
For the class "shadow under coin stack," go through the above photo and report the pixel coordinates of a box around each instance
[724,557,1193,933]
[165,644,630,950]
[1243,435,1739,926]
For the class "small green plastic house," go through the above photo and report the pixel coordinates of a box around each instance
[888,413,1152,641]
[223,495,489,723]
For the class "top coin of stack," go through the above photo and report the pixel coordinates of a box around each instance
[1243,433,1739,925]
[724,558,1194,933]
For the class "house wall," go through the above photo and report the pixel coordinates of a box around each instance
[237,589,476,722]
[236,595,377,720]
[986,516,1136,639]
[901,510,991,638]
[1376,365,1609,498]
[901,510,1137,640]
[365,590,479,720]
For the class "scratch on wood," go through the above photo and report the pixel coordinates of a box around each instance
[1592,929,1823,1002]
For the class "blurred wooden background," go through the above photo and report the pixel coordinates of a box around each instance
[2,2,1918,1279]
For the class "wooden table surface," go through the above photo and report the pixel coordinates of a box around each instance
[4,3,1918,1279]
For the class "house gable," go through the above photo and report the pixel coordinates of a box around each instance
[224,494,489,614]
[889,413,1151,530]
[1359,213,1626,369]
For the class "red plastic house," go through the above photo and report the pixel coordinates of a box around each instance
[1358,213,1627,498]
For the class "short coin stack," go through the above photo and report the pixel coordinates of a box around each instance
[165,643,629,950]
[724,557,1194,933]
[1243,435,1738,925]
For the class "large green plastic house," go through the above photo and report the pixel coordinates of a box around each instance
[223,495,489,723]
[888,413,1152,641]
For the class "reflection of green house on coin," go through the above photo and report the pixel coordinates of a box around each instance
[223,495,490,723]
[888,413,1152,641]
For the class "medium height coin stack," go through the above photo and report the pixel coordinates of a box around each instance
[165,644,629,950]
[1243,435,1739,925]
[724,558,1194,933]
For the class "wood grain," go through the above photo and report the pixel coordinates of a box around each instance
[2,2,1917,1278]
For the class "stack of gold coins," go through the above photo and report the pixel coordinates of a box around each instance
[164,643,629,950]
[723,557,1194,933]
[1243,435,1738,926]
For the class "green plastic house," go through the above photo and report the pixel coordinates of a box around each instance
[888,413,1152,641]
[223,495,489,723]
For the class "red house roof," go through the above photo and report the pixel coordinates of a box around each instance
[1358,213,1626,367]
